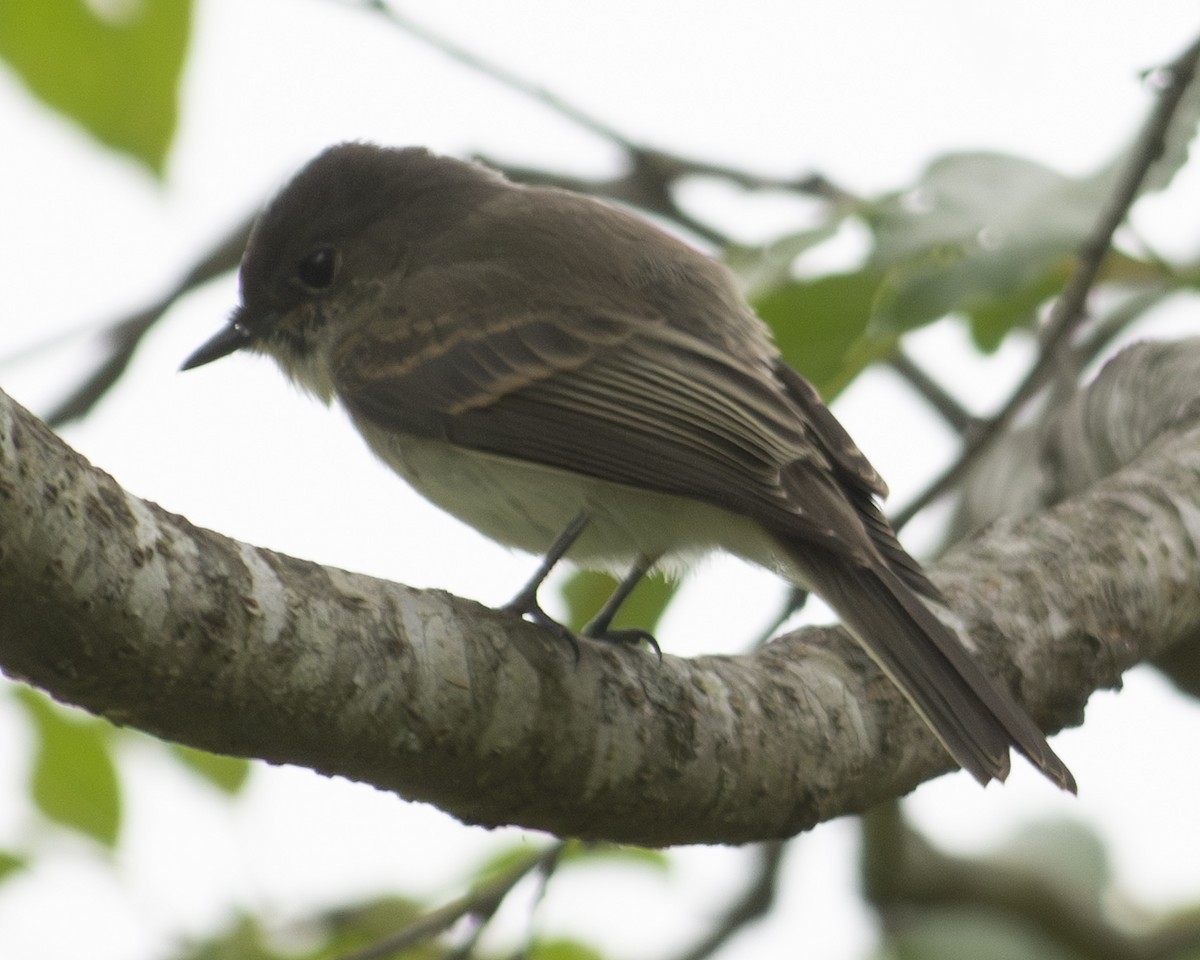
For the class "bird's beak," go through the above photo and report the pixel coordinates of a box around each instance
[180,319,256,371]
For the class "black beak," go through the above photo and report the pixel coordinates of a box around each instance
[180,320,256,371]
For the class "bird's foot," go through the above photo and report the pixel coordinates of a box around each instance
[501,590,581,660]
[581,620,662,659]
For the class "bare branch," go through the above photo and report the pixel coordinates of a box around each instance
[3,341,1200,845]
[335,842,564,960]
[44,215,255,427]
[338,0,850,245]
[863,802,1200,959]
[670,841,787,960]
[338,0,635,148]
[886,349,978,436]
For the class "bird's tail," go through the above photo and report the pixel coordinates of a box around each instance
[788,547,1076,792]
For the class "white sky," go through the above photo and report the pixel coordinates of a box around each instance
[3,2,1200,958]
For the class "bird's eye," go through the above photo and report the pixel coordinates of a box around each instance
[297,246,338,290]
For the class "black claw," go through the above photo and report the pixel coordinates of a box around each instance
[501,594,581,661]
[581,623,663,659]
[575,557,660,657]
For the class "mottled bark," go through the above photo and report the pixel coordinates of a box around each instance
[1,340,1197,845]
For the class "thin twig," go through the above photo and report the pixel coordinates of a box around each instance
[341,0,853,212]
[43,214,255,427]
[892,30,1200,531]
[669,842,788,960]
[1070,284,1177,371]
[887,349,977,435]
[333,842,566,960]
[483,154,735,247]
[340,0,635,148]
[863,803,1200,960]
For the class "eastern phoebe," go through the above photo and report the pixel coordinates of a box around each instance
[184,143,1074,792]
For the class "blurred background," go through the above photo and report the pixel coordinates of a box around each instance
[2,2,1200,958]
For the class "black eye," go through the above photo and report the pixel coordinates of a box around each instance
[297,245,338,290]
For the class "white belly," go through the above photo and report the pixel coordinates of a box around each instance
[355,421,776,577]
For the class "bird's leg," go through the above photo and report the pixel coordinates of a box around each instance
[502,510,591,656]
[582,559,662,658]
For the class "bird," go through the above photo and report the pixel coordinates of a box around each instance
[183,142,1075,792]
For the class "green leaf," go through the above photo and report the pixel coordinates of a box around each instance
[317,895,429,957]
[528,938,606,960]
[472,841,668,892]
[864,152,1108,342]
[559,569,676,638]
[471,842,556,886]
[0,851,27,886]
[964,249,1168,353]
[16,687,121,847]
[725,222,842,298]
[0,0,192,176]
[169,744,252,795]
[174,900,433,960]
[869,153,1097,263]
[558,840,671,873]
[883,909,1077,960]
[173,915,278,960]
[754,270,893,398]
[963,264,1067,352]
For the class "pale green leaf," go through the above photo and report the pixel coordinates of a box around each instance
[754,270,893,398]
[169,744,252,795]
[0,0,192,175]
[865,152,1102,340]
[17,687,121,847]
[560,569,675,638]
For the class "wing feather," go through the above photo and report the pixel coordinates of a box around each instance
[336,302,889,564]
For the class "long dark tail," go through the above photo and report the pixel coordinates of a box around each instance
[792,547,1076,791]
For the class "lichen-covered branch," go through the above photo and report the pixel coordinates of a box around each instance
[1,341,1198,845]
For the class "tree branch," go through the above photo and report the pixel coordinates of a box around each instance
[670,841,787,960]
[886,349,978,436]
[42,215,255,427]
[893,29,1200,530]
[335,842,564,960]
[338,0,637,150]
[863,802,1200,959]
[2,341,1200,845]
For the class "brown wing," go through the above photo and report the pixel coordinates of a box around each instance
[333,295,891,569]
